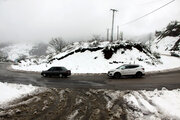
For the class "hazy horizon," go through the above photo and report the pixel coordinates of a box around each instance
[0,0,179,43]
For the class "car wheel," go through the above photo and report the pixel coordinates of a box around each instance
[114,72,121,79]
[42,73,47,77]
[59,74,63,78]
[136,72,142,78]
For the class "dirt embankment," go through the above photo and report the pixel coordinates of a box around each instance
[0,88,131,120]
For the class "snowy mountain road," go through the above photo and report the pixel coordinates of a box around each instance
[1,63,180,90]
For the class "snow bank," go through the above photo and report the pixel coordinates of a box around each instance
[0,82,38,108]
[151,37,179,55]
[124,88,180,119]
[11,52,180,73]
[11,40,180,73]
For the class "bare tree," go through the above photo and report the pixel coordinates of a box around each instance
[49,37,66,53]
[91,35,101,41]
[0,50,8,62]
[89,35,101,47]
[120,32,123,41]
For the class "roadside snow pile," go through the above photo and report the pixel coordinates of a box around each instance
[124,88,180,119]
[0,82,40,108]
[11,40,180,73]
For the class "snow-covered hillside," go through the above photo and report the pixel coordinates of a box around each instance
[152,37,179,54]
[11,40,180,73]
[0,43,48,62]
[9,21,180,74]
[0,43,34,61]
[152,21,180,56]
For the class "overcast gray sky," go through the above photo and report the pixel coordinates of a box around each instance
[0,0,179,43]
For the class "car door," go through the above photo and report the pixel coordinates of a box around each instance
[127,65,135,75]
[131,65,139,75]
[47,67,54,75]
[53,67,61,76]
[127,65,140,75]
[121,65,131,75]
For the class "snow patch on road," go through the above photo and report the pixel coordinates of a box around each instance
[124,88,180,119]
[0,82,45,108]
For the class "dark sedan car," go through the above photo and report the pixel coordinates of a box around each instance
[41,67,71,78]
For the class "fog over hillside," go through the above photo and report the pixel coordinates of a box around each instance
[0,0,179,43]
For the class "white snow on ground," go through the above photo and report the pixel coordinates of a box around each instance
[11,50,180,73]
[1,81,180,119]
[9,38,180,73]
[151,36,179,55]
[145,55,180,72]
[123,88,180,119]
[0,82,39,108]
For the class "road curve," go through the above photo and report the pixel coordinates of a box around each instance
[1,63,180,90]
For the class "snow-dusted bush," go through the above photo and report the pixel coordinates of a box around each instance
[157,21,180,39]
[17,55,27,63]
[88,35,101,47]
[0,50,8,62]
[102,42,151,60]
[170,52,180,57]
[152,52,161,59]
[102,46,114,59]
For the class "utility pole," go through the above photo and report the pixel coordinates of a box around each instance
[120,32,123,41]
[117,25,119,40]
[110,9,118,42]
[107,28,109,41]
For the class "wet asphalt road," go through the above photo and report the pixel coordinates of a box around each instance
[1,63,180,90]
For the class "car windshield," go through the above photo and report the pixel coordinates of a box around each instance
[116,65,125,69]
[48,67,54,71]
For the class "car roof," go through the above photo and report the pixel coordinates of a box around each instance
[51,66,65,68]
[123,64,140,66]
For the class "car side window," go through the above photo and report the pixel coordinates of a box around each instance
[131,65,139,69]
[52,67,57,71]
[128,66,134,69]
[126,65,139,69]
[55,67,63,71]
[58,67,62,71]
[125,66,130,69]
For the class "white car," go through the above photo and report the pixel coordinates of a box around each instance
[108,64,145,78]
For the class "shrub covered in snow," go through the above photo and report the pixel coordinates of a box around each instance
[152,21,180,56]
[102,42,152,60]
[156,21,180,39]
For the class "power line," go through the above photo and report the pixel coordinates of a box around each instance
[139,0,166,6]
[120,0,175,26]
